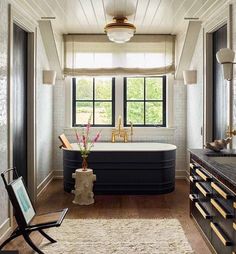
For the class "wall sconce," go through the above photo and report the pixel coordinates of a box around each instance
[183,70,197,85]
[43,70,57,85]
[216,48,235,81]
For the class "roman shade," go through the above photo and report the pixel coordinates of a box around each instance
[63,34,175,76]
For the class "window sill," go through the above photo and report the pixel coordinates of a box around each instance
[64,127,176,137]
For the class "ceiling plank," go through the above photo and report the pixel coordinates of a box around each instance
[64,0,90,33]
[10,0,226,36]
[147,0,173,34]
[172,0,200,34]
[91,0,107,31]
[134,0,149,33]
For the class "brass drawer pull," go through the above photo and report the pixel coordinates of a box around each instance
[233,202,236,209]
[196,168,211,181]
[210,222,232,246]
[189,175,198,183]
[233,222,236,231]
[196,182,211,197]
[195,202,212,219]
[211,182,232,200]
[190,163,195,169]
[210,199,233,219]
[189,194,198,202]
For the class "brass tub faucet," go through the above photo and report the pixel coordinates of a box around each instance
[112,116,133,143]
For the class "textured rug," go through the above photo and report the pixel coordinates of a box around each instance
[41,219,194,254]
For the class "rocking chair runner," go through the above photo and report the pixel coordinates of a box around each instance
[0,168,68,254]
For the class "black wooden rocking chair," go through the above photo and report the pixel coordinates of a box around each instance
[0,168,68,254]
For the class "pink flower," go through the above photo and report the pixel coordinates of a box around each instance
[75,131,80,142]
[93,131,101,143]
[75,116,101,156]
[82,135,86,149]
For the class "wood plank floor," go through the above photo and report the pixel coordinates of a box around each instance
[4,179,211,253]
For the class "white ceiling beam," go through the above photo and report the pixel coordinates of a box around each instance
[38,20,62,79]
[175,21,202,80]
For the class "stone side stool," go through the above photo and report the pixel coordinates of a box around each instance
[72,169,96,205]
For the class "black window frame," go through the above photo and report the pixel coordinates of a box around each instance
[72,77,115,127]
[124,76,166,127]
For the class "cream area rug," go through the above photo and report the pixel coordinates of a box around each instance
[41,219,194,254]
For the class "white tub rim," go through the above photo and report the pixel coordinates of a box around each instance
[63,142,177,152]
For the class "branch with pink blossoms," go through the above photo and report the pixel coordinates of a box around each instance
[75,117,101,156]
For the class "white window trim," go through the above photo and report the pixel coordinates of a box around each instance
[64,74,175,136]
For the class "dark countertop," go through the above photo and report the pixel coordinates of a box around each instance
[189,149,236,192]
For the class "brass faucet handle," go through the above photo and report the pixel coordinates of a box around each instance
[226,128,236,136]
[124,131,128,142]
[111,129,117,142]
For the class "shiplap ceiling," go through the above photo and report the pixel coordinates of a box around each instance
[11,0,228,35]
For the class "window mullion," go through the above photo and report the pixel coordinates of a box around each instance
[144,77,146,125]
[93,78,95,125]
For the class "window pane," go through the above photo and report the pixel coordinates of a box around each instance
[76,78,93,100]
[146,102,163,125]
[76,102,93,125]
[127,78,144,100]
[95,102,112,125]
[127,102,144,124]
[95,78,112,100]
[146,78,163,100]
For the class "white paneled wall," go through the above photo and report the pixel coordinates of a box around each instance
[187,30,204,149]
[232,2,236,148]
[53,79,65,175]
[36,29,54,185]
[0,0,9,227]
[173,81,187,175]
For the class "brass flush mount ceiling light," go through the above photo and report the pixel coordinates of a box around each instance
[104,17,136,43]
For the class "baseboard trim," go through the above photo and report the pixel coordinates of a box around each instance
[37,171,54,198]
[175,170,187,179]
[0,218,12,244]
[54,170,63,179]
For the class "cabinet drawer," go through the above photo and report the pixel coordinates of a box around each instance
[195,168,211,182]
[192,201,212,240]
[195,202,212,219]
[211,222,232,246]
[196,182,211,197]
[211,199,234,219]
[211,182,234,200]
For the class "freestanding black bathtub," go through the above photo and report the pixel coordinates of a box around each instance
[63,142,176,194]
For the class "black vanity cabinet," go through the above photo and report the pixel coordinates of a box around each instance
[189,151,236,254]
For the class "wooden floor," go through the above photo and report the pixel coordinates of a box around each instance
[4,179,211,254]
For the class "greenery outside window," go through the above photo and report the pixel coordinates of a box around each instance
[72,77,115,126]
[124,76,166,127]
